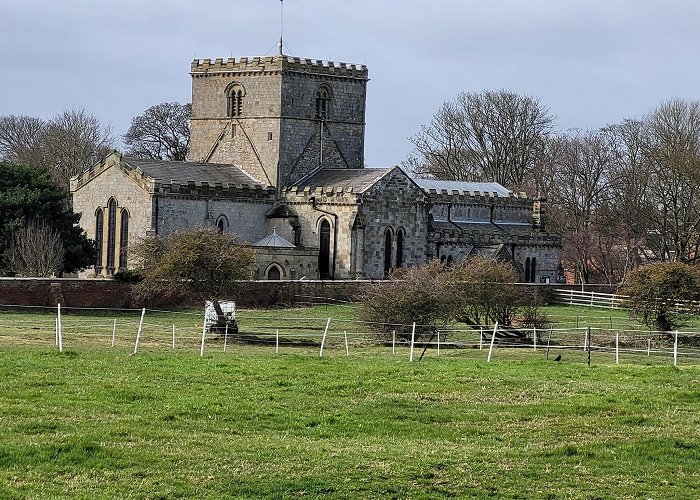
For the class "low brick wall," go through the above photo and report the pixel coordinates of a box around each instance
[0,278,617,310]
[0,278,133,309]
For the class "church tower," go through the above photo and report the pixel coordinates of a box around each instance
[189,56,368,188]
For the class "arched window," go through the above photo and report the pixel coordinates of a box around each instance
[525,257,531,283]
[106,198,117,272]
[318,219,331,279]
[95,208,104,273]
[226,83,245,117]
[118,209,129,270]
[216,215,228,234]
[315,86,331,119]
[384,228,393,277]
[530,257,537,283]
[396,228,405,268]
[267,265,281,281]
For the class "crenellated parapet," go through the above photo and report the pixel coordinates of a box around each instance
[154,180,275,201]
[191,55,368,80]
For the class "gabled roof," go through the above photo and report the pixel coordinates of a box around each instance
[290,167,393,193]
[252,229,296,248]
[414,179,512,197]
[123,157,263,187]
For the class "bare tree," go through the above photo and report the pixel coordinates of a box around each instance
[540,130,616,283]
[6,220,65,277]
[0,115,47,167]
[404,90,553,190]
[42,109,114,187]
[124,102,190,161]
[640,99,700,263]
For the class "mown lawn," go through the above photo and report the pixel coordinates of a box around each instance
[1,345,699,499]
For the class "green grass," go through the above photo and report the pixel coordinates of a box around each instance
[1,345,699,499]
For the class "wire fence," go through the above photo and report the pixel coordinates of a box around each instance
[1,303,699,366]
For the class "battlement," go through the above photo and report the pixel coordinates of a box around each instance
[191,55,368,79]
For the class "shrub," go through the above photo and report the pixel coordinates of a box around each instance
[620,262,700,332]
[448,256,523,327]
[359,261,454,339]
[131,228,255,306]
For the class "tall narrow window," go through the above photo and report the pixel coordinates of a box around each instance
[530,257,537,283]
[396,229,405,268]
[525,257,531,283]
[95,208,104,273]
[384,228,393,277]
[119,209,129,270]
[226,83,245,117]
[106,198,117,272]
[315,86,331,119]
[318,219,331,279]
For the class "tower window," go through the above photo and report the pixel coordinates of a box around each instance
[225,83,245,117]
[268,132,273,141]
[315,86,331,119]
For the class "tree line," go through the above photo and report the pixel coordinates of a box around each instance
[406,91,700,284]
[0,103,190,276]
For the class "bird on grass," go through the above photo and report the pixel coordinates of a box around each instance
[553,354,562,362]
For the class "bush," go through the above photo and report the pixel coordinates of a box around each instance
[359,261,454,339]
[131,228,255,306]
[620,262,700,332]
[448,256,523,327]
[112,269,143,283]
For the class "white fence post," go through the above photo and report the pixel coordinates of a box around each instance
[409,323,416,362]
[647,337,651,356]
[199,308,207,358]
[487,322,498,363]
[112,319,117,348]
[276,329,279,354]
[133,308,145,354]
[437,330,440,357]
[223,323,229,352]
[479,326,483,350]
[319,317,331,357]
[615,330,619,365]
[172,324,175,350]
[57,303,63,353]
[673,330,678,366]
[344,331,349,356]
[533,327,537,351]
[392,330,396,355]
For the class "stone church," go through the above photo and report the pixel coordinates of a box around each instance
[70,54,561,281]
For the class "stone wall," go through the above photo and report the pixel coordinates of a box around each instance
[70,156,153,277]
[359,169,430,278]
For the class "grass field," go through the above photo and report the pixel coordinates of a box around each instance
[1,343,699,499]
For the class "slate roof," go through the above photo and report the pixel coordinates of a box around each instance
[291,167,393,193]
[252,229,296,248]
[123,157,263,187]
[414,179,512,197]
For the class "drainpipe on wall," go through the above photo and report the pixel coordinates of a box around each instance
[309,196,338,280]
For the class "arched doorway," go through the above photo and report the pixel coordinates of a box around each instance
[319,219,331,279]
[267,266,281,280]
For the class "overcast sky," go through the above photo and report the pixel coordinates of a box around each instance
[2,0,699,167]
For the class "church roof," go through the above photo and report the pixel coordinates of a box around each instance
[414,179,512,197]
[252,229,296,248]
[290,167,393,193]
[123,157,263,187]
